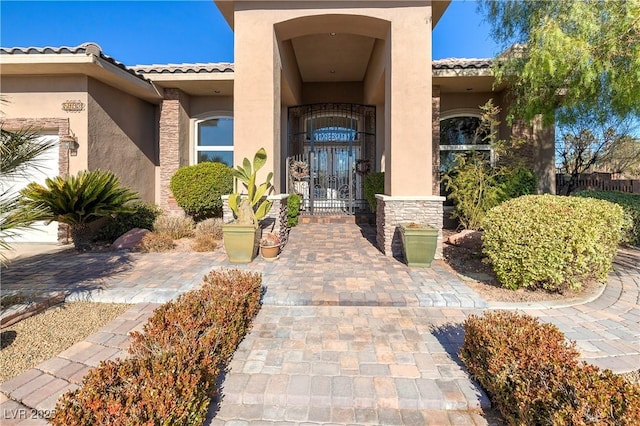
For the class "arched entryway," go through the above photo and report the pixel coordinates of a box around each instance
[287,103,375,215]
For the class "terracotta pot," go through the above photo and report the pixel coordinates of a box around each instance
[260,244,279,260]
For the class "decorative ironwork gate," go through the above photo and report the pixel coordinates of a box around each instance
[287,103,375,215]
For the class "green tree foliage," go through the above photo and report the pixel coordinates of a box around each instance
[0,127,57,259]
[19,170,138,250]
[480,0,640,126]
[556,113,640,194]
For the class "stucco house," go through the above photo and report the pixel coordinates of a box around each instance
[0,0,554,257]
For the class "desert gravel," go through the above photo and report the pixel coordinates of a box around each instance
[0,302,130,383]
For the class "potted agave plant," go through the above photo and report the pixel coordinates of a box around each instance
[223,148,273,263]
[259,232,280,261]
[399,222,438,267]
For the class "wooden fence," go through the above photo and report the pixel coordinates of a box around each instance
[556,173,640,194]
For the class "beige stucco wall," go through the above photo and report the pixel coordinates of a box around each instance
[190,96,233,119]
[0,75,89,174]
[232,1,435,195]
[87,78,157,202]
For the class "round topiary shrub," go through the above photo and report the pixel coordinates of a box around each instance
[482,194,624,292]
[170,162,233,221]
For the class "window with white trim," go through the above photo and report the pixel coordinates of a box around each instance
[195,117,233,166]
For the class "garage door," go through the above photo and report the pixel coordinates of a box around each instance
[4,135,60,243]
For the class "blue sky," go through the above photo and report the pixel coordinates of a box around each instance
[0,0,498,65]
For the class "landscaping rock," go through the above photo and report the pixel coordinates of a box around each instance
[446,229,483,250]
[111,228,150,250]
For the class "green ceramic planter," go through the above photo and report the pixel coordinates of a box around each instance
[399,223,438,267]
[222,223,260,263]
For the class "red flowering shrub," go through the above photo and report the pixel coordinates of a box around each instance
[460,311,640,425]
[52,269,262,425]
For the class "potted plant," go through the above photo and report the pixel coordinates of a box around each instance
[399,222,439,267]
[223,148,273,263]
[259,232,280,261]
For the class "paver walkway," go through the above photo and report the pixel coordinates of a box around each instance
[1,223,638,425]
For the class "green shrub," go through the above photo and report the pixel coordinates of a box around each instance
[53,269,262,425]
[482,195,624,291]
[573,190,640,246]
[195,217,223,240]
[497,166,537,200]
[444,155,537,230]
[363,172,384,212]
[96,201,162,243]
[287,193,302,227]
[443,154,504,230]
[153,215,194,239]
[170,162,233,220]
[460,311,640,425]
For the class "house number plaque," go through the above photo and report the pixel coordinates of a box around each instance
[62,100,84,112]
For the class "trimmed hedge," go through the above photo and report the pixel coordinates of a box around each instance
[96,201,161,243]
[287,193,301,227]
[460,311,640,425]
[573,190,640,246]
[53,269,262,425]
[170,162,233,221]
[482,195,624,291]
[364,172,384,212]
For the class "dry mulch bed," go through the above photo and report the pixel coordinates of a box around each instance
[0,302,130,383]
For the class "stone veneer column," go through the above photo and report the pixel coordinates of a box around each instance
[375,195,446,260]
[158,88,188,214]
[432,86,441,195]
[222,194,290,246]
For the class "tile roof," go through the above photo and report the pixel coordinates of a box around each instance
[432,58,493,70]
[131,63,235,74]
[0,42,151,83]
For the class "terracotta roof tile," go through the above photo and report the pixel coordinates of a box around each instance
[0,42,151,83]
[131,63,235,74]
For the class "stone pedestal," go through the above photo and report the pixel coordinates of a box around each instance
[375,195,446,260]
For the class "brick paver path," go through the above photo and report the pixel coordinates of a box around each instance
[1,223,638,425]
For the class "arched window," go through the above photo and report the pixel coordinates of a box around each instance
[195,117,233,166]
[439,115,494,174]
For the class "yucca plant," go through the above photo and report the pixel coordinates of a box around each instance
[19,169,139,250]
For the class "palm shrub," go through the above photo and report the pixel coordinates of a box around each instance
[19,170,138,250]
[170,162,233,221]
[0,127,56,258]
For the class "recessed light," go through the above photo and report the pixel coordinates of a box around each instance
[329,70,336,74]
[214,90,221,94]
[330,32,336,36]
[466,88,473,91]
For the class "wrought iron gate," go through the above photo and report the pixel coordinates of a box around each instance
[287,103,375,215]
